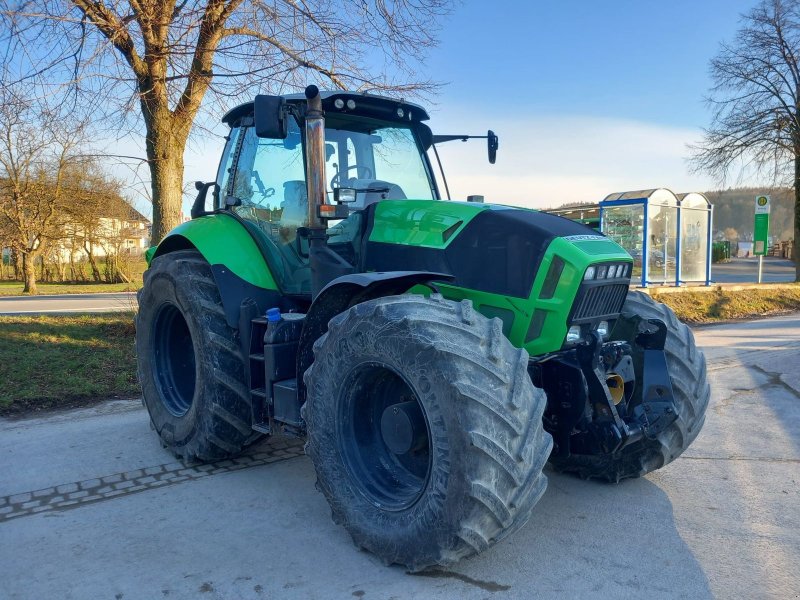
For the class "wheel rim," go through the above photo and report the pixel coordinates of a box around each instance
[338,363,432,511]
[152,303,197,417]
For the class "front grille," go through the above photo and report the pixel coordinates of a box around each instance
[570,282,628,323]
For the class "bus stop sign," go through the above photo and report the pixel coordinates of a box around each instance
[754,195,770,256]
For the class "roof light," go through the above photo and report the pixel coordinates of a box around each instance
[346,99,356,110]
[334,98,345,109]
[396,107,405,118]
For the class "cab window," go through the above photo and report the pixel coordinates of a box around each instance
[229,119,311,295]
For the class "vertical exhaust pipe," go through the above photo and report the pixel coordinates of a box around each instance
[302,85,354,298]
[304,85,326,229]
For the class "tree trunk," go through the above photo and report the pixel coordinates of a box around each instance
[13,249,21,280]
[22,251,37,294]
[147,121,188,245]
[795,155,800,282]
[84,242,101,282]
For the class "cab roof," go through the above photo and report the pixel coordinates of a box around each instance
[221,90,430,127]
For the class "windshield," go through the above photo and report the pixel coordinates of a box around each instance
[324,122,436,208]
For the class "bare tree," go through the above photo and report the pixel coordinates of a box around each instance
[0,87,92,293]
[691,0,800,280]
[1,1,454,244]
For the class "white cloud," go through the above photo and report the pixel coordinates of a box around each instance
[427,111,717,208]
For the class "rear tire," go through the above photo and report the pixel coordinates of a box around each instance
[135,250,257,461]
[549,290,710,481]
[303,294,552,571]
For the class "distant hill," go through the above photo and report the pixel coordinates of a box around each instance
[704,187,794,242]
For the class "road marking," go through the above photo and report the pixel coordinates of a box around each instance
[0,437,304,523]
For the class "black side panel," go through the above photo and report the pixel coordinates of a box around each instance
[364,209,592,298]
[210,265,298,329]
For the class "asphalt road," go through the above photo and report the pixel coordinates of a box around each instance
[0,292,137,314]
[1,315,799,599]
[711,257,796,284]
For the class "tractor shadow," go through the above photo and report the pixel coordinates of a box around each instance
[434,467,714,599]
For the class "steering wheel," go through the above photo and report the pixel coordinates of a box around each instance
[331,165,373,188]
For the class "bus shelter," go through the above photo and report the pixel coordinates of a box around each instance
[600,189,712,287]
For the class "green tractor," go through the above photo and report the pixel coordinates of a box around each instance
[136,86,709,571]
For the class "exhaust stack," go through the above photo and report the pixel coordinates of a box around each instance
[302,85,354,298]
[304,85,326,230]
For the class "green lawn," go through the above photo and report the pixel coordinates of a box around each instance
[652,284,800,323]
[0,313,139,415]
[0,281,140,296]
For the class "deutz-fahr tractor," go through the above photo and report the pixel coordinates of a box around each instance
[136,86,709,571]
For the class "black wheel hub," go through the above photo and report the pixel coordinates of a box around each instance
[338,363,432,511]
[152,303,196,417]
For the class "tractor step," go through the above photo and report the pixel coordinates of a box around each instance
[247,313,306,435]
[248,316,271,432]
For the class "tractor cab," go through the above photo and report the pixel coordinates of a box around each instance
[207,92,440,294]
[199,90,495,297]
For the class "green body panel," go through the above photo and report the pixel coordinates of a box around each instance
[369,198,631,354]
[152,213,278,290]
[411,236,630,355]
[368,200,486,248]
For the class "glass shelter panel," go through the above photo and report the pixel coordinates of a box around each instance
[680,207,709,281]
[647,201,678,284]
[602,204,645,280]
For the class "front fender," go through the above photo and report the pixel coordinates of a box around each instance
[296,270,454,406]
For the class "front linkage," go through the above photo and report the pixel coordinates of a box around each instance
[530,314,678,459]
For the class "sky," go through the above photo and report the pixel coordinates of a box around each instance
[109,0,759,216]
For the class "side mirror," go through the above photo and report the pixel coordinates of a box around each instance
[254,95,288,139]
[487,130,498,164]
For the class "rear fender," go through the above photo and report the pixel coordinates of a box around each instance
[296,271,454,405]
[151,214,281,327]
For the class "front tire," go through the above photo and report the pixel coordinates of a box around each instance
[303,294,552,571]
[549,290,710,481]
[135,250,256,461]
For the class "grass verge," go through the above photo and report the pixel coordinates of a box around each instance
[0,312,138,416]
[652,285,800,323]
[0,281,140,296]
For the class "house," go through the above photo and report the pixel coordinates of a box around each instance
[54,197,151,262]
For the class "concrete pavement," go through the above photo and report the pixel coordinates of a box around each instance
[1,315,799,599]
[0,292,137,314]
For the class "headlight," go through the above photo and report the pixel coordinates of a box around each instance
[596,265,608,279]
[584,266,596,280]
[597,320,609,338]
[565,325,582,344]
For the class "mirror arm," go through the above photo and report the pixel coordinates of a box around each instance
[191,181,218,219]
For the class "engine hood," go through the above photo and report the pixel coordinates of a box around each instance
[362,199,629,299]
